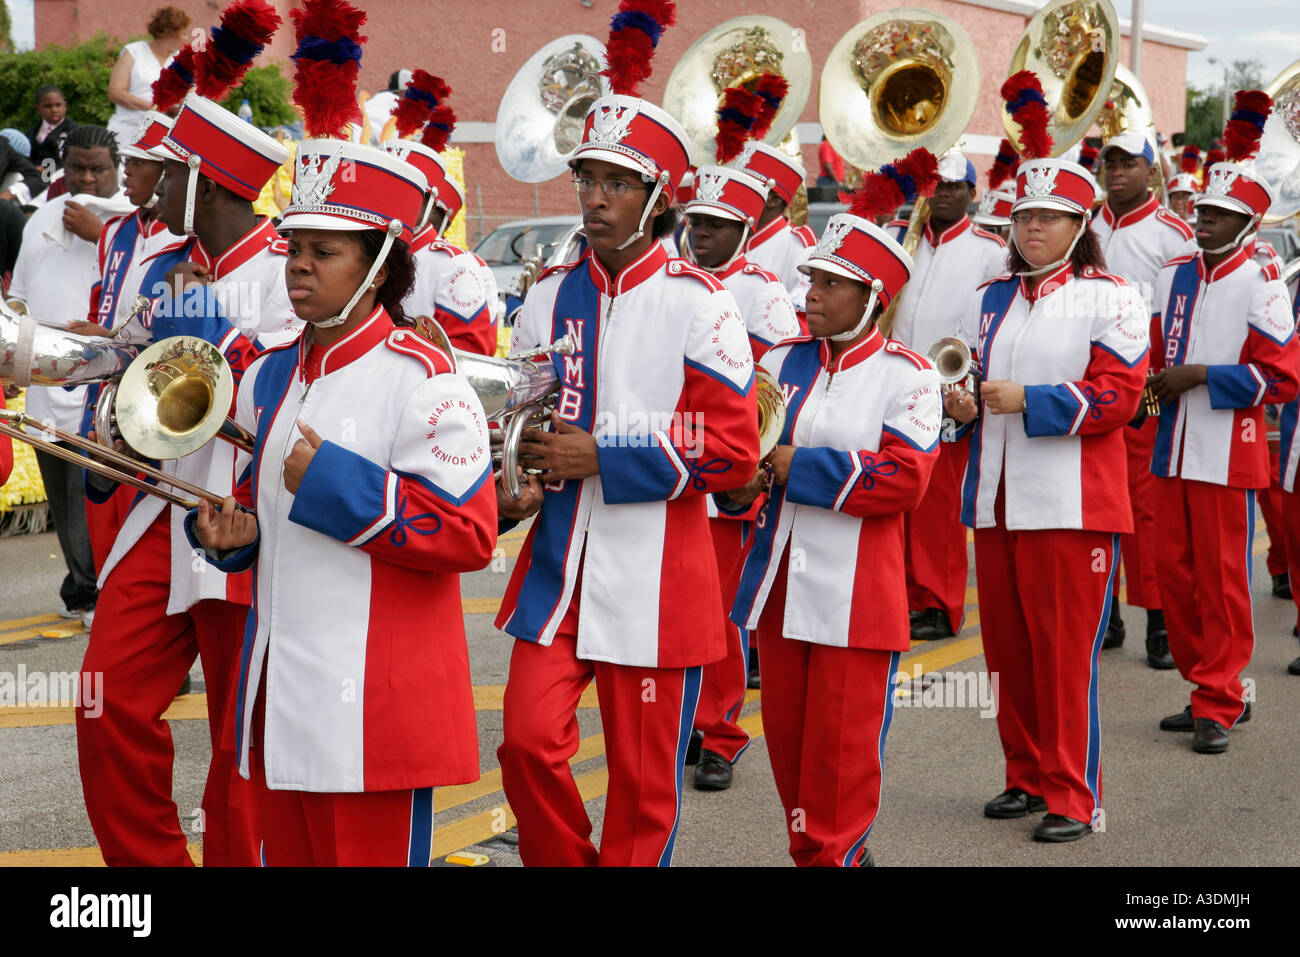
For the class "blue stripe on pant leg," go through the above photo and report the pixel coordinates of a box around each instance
[1084,535,1119,827]
[841,649,901,867]
[657,666,703,867]
[407,787,434,867]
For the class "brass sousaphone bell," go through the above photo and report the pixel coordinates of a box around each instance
[661,15,813,168]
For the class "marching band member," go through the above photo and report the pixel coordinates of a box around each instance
[681,163,801,790]
[730,201,942,866]
[948,157,1149,842]
[75,2,292,866]
[189,131,496,866]
[1092,130,1197,669]
[381,73,498,356]
[972,184,1015,240]
[494,0,760,866]
[887,149,1006,642]
[1149,103,1299,752]
[1276,287,1300,678]
[733,142,815,310]
[1166,173,1198,224]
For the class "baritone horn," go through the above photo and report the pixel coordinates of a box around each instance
[1003,0,1120,156]
[661,15,812,167]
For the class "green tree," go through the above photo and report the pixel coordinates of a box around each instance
[220,64,297,128]
[1183,57,1266,151]
[0,2,12,54]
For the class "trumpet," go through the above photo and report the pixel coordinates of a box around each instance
[1141,373,1161,417]
[927,337,974,394]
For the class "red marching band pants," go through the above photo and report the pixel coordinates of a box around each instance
[694,516,751,763]
[497,627,702,867]
[1261,433,1288,578]
[1154,477,1256,729]
[75,513,259,866]
[756,550,900,867]
[904,433,969,630]
[973,523,1115,825]
[1113,419,1161,608]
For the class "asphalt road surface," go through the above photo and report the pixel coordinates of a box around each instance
[0,517,1297,868]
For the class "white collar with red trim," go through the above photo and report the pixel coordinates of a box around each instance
[1198,244,1253,284]
[704,254,751,281]
[409,223,438,255]
[587,241,669,298]
[300,306,391,381]
[1100,194,1159,231]
[923,215,972,248]
[194,217,283,281]
[1020,262,1074,304]
[819,324,884,373]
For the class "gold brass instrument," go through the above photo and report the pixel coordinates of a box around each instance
[495,35,609,183]
[1002,0,1120,157]
[2,296,252,508]
[1140,374,1161,418]
[926,337,973,395]
[755,366,786,459]
[1257,58,1300,224]
[819,8,980,337]
[414,315,575,499]
[1097,64,1165,203]
[661,15,812,168]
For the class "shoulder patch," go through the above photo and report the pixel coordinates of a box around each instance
[741,263,783,284]
[267,237,289,256]
[885,219,908,230]
[1162,253,1197,270]
[977,273,1015,292]
[971,225,1007,247]
[1080,266,1127,286]
[884,339,931,370]
[429,238,469,259]
[666,258,726,292]
[386,327,456,377]
[536,258,582,284]
[1262,261,1281,282]
[1154,207,1195,239]
[792,224,817,247]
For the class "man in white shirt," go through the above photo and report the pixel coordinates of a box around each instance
[6,126,132,625]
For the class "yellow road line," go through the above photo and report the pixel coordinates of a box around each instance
[0,613,61,632]
[0,843,202,868]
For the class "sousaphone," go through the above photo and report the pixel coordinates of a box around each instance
[661,15,812,168]
[1003,0,1120,157]
[1097,64,1165,202]
[495,34,610,183]
[1257,58,1300,224]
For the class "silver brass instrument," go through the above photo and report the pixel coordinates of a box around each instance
[1258,59,1300,224]
[495,35,610,183]
[926,337,974,395]
[1002,0,1120,157]
[662,15,812,168]
[414,316,574,499]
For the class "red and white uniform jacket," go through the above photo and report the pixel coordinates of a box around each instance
[403,226,496,356]
[745,217,814,311]
[731,329,942,649]
[701,257,802,521]
[1091,195,1196,311]
[495,243,761,668]
[90,210,180,329]
[1251,237,1283,276]
[887,215,1006,358]
[96,219,300,614]
[957,265,1149,531]
[1151,247,1300,488]
[188,308,496,791]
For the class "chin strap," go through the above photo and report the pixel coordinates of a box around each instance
[829,278,884,342]
[1202,213,1261,255]
[614,171,671,251]
[182,154,201,237]
[1011,218,1087,277]
[686,223,751,273]
[316,220,401,329]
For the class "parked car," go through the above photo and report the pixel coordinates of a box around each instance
[473,215,582,298]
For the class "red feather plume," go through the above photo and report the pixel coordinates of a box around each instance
[1180,145,1201,173]
[751,73,789,140]
[1204,147,1225,170]
[391,70,450,139]
[987,138,1019,190]
[1222,89,1273,162]
[152,44,197,114]
[1001,70,1054,160]
[601,0,677,97]
[290,0,368,139]
[715,86,763,163]
[849,148,939,223]
[192,0,282,102]
[420,104,457,153]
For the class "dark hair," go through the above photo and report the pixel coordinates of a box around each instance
[1005,213,1106,276]
[35,85,64,106]
[651,204,679,240]
[388,70,404,93]
[147,6,191,38]
[356,230,416,326]
[63,125,119,165]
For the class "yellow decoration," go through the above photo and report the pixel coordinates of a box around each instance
[254,133,298,219]
[441,147,468,251]
[1,389,48,512]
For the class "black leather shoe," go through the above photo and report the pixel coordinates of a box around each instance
[1273,573,1292,599]
[909,609,923,624]
[746,646,760,689]
[1145,630,1175,670]
[1289,656,1300,676]
[692,749,733,790]
[1192,718,1229,754]
[983,788,1047,819]
[910,608,953,641]
[1033,814,1091,842]
[1102,612,1125,649]
[1160,703,1250,732]
[857,847,875,867]
[684,729,703,765]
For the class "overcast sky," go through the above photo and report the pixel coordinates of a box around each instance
[6,0,1295,90]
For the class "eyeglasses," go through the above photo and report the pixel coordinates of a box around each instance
[571,176,648,197]
[1011,210,1071,226]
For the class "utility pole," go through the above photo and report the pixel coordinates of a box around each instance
[1130,0,1143,77]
